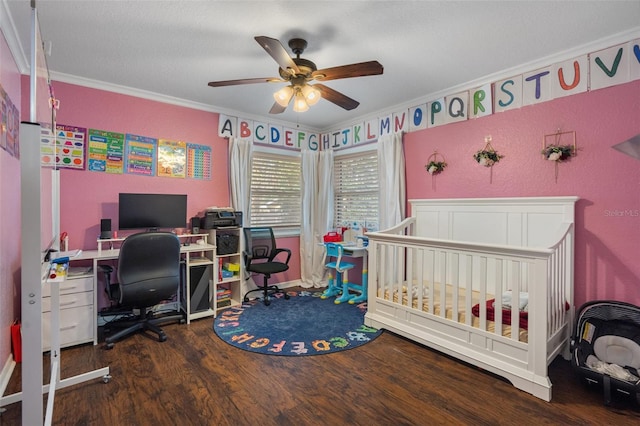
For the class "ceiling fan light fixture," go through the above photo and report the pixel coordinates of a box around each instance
[301,84,321,106]
[293,90,310,112]
[273,85,294,106]
[209,36,383,114]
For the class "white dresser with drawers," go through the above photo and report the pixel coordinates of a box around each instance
[41,269,95,351]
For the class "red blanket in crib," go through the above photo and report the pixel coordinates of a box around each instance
[471,299,529,330]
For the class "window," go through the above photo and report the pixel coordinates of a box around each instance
[249,151,301,228]
[333,150,379,230]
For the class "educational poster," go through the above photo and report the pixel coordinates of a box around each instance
[157,139,186,178]
[187,143,211,180]
[3,96,19,158]
[40,125,55,166]
[0,85,7,152]
[53,125,86,169]
[0,83,18,157]
[125,133,157,176]
[87,129,125,173]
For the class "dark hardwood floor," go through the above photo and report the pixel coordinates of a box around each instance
[2,310,640,425]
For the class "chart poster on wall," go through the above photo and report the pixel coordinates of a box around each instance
[42,124,87,169]
[125,133,157,176]
[40,126,55,166]
[87,129,125,173]
[0,84,7,152]
[7,102,18,158]
[157,139,186,178]
[187,143,211,180]
[0,84,19,158]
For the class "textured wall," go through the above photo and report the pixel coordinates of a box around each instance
[0,30,23,366]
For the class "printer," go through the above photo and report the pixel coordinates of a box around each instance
[200,208,243,229]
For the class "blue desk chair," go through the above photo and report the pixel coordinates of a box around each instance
[322,243,356,304]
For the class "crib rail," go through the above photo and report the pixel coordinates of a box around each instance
[366,220,574,349]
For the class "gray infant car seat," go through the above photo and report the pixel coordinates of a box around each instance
[571,300,640,405]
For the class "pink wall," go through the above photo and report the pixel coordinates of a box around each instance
[0,30,23,364]
[404,80,640,308]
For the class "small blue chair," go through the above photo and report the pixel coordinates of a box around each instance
[322,243,356,304]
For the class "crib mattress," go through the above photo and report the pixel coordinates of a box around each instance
[378,285,528,342]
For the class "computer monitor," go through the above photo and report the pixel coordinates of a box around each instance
[118,193,187,231]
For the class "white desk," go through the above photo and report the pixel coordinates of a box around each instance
[74,236,217,335]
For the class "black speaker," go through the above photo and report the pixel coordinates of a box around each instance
[191,217,200,234]
[100,219,112,239]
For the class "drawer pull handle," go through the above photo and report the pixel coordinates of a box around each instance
[60,300,78,306]
[60,324,77,331]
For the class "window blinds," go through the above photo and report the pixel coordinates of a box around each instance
[250,152,301,227]
[333,151,379,229]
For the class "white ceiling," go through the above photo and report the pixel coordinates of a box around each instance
[3,1,640,131]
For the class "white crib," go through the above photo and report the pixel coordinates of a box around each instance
[364,197,578,401]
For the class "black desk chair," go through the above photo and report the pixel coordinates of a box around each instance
[101,231,184,349]
[243,227,291,306]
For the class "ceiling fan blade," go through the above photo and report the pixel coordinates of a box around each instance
[269,102,287,114]
[255,36,300,75]
[312,61,383,81]
[314,84,360,111]
[207,77,283,87]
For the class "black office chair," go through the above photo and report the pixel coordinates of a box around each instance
[101,231,184,349]
[243,227,291,306]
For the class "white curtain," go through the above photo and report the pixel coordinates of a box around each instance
[228,137,253,224]
[377,132,406,229]
[229,137,253,286]
[300,149,334,288]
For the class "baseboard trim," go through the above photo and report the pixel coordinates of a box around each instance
[279,279,303,289]
[0,353,17,407]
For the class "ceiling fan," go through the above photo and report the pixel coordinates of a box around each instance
[207,36,383,114]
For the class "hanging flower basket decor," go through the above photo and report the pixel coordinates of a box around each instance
[425,151,447,190]
[473,136,504,167]
[425,151,447,175]
[542,129,577,162]
[542,129,578,182]
[542,144,575,161]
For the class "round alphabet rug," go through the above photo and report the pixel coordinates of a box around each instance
[213,290,382,356]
